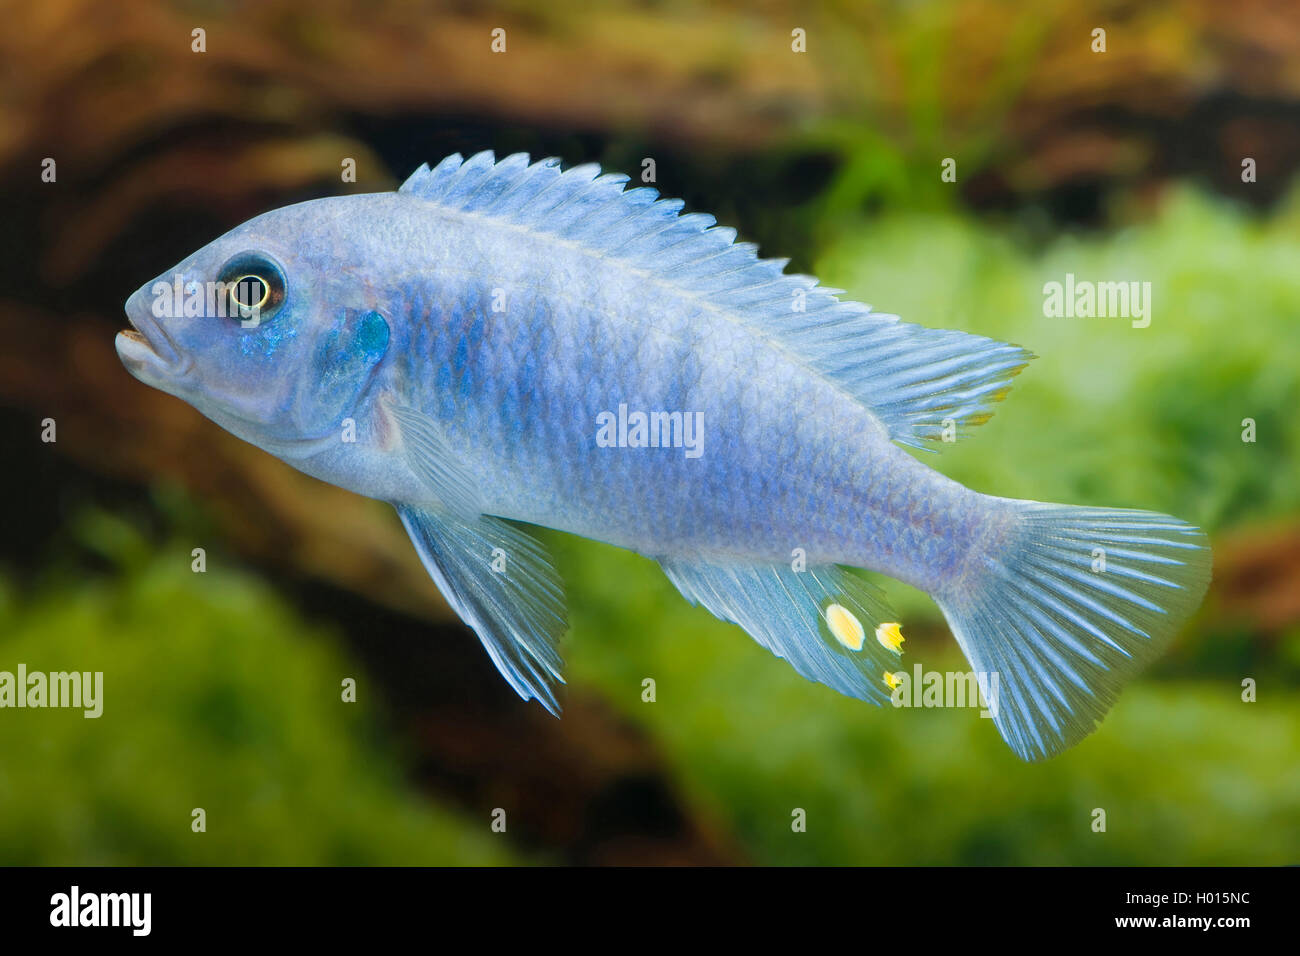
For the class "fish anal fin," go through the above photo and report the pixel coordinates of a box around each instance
[659,556,902,705]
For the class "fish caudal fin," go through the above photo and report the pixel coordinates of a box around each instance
[935,502,1212,761]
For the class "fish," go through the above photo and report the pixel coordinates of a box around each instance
[117,150,1212,761]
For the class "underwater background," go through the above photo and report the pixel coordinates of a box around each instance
[0,0,1296,865]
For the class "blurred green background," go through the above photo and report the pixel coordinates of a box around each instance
[0,0,1297,865]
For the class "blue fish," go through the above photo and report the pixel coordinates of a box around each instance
[117,151,1211,760]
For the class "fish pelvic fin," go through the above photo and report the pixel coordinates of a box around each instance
[935,501,1212,761]
[398,505,568,714]
[659,557,902,705]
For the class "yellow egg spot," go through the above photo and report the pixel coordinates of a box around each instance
[884,671,903,690]
[875,621,905,653]
[825,603,865,651]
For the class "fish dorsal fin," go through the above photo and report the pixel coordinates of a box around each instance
[399,151,1031,447]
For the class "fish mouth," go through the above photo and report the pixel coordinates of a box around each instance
[116,287,191,380]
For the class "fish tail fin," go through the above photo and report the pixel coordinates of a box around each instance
[933,500,1212,761]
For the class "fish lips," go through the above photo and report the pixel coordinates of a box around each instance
[116,286,191,382]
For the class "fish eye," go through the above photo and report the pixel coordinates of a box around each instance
[230,275,269,311]
[216,253,286,321]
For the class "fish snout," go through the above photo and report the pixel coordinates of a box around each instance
[117,284,189,379]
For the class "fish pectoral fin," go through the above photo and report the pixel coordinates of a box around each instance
[384,400,482,517]
[658,557,901,705]
[398,505,568,714]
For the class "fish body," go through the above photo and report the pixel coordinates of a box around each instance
[118,152,1211,760]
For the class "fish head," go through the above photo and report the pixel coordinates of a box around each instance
[117,198,392,456]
